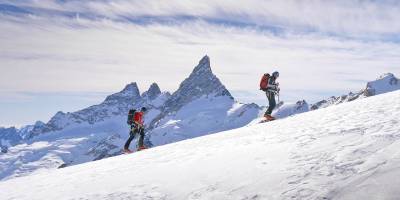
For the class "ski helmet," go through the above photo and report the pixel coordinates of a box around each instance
[272,71,279,78]
[141,107,147,112]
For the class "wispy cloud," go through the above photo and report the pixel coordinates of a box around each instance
[2,0,400,38]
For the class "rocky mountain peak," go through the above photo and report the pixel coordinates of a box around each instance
[104,82,141,103]
[142,83,161,100]
[26,82,145,138]
[147,56,233,129]
[378,73,395,80]
[34,121,45,127]
[365,73,399,96]
[191,55,212,75]
[179,55,231,97]
[162,55,232,113]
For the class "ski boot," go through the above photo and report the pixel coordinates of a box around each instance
[264,114,275,120]
[123,148,133,154]
[137,145,147,151]
[260,114,275,123]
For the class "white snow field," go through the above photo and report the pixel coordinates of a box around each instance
[1,90,400,200]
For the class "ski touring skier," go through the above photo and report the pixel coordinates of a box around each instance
[259,71,280,122]
[124,107,147,153]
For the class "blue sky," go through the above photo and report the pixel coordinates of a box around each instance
[0,0,400,127]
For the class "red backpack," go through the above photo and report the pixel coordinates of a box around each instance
[259,73,270,91]
[134,112,144,125]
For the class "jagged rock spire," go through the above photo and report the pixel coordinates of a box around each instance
[142,83,161,100]
[191,55,212,75]
[162,55,232,113]
[104,82,141,102]
[178,55,231,96]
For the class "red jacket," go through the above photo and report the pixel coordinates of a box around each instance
[134,112,144,125]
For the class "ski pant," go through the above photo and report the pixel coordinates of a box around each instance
[124,126,145,149]
[265,91,276,115]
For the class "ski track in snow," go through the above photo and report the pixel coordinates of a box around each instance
[1,91,400,200]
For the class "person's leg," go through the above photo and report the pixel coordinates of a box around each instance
[265,92,276,115]
[138,128,145,148]
[269,92,276,112]
[264,92,270,116]
[124,127,136,150]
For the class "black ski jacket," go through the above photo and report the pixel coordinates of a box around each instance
[267,77,279,93]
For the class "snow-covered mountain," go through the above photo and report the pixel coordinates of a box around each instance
[0,56,260,180]
[0,127,21,153]
[28,82,144,139]
[311,73,399,110]
[147,55,259,146]
[0,81,167,180]
[1,89,399,200]
[0,121,47,153]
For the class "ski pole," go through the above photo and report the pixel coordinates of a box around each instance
[278,93,280,103]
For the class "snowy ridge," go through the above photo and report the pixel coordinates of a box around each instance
[365,73,400,96]
[311,73,400,110]
[1,90,399,200]
[141,83,162,101]
[27,82,143,139]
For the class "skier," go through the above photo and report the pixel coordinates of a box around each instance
[260,71,280,121]
[124,107,147,153]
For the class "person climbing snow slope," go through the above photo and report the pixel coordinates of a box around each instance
[259,71,280,121]
[124,107,147,153]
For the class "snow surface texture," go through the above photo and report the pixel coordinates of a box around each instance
[1,90,399,200]
[0,56,260,181]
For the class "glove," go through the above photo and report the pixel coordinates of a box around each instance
[136,122,146,130]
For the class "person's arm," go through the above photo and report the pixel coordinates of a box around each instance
[267,78,278,90]
[267,83,278,90]
[267,78,280,93]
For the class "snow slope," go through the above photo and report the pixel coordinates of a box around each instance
[149,95,259,146]
[272,100,309,119]
[1,89,399,200]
